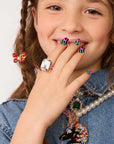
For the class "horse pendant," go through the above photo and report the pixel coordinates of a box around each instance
[59,120,88,144]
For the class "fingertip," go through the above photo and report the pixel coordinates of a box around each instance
[60,37,69,45]
[83,69,93,81]
[34,67,38,75]
[86,69,93,75]
[34,67,41,76]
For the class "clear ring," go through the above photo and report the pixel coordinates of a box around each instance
[40,58,53,71]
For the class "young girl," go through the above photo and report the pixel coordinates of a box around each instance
[0,0,113,144]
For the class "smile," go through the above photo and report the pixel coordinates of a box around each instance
[54,39,88,46]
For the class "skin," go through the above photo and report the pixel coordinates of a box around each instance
[10,0,113,144]
[33,0,113,81]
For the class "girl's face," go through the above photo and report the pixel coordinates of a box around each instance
[32,0,113,71]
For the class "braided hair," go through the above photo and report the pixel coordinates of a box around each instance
[10,0,46,99]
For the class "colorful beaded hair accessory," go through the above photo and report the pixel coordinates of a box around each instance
[12,52,26,63]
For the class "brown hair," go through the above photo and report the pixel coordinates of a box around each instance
[9,0,114,143]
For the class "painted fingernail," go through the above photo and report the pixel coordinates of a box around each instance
[78,46,85,53]
[49,65,54,70]
[74,38,82,45]
[87,69,93,75]
[60,37,69,45]
[34,67,37,75]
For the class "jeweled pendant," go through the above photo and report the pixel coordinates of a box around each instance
[59,121,88,144]
[73,101,80,110]
[70,98,82,112]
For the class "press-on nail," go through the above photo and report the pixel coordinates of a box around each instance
[60,37,69,45]
[74,38,82,45]
[87,69,93,75]
[34,67,37,75]
[78,46,85,53]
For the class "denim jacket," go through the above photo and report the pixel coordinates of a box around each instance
[0,69,113,144]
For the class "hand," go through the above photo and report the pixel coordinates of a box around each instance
[24,39,91,129]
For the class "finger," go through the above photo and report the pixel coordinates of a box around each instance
[52,41,84,77]
[60,46,85,84]
[47,38,69,66]
[35,38,68,77]
[65,70,93,99]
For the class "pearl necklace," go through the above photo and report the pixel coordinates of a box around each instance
[76,90,114,118]
[59,90,114,144]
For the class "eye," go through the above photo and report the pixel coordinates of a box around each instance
[47,5,62,11]
[85,9,102,15]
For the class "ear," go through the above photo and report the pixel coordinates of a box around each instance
[31,7,38,32]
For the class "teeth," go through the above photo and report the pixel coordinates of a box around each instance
[56,40,69,44]
[57,41,61,44]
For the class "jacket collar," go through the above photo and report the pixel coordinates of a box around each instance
[84,68,112,96]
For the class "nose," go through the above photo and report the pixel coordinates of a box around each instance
[61,12,83,34]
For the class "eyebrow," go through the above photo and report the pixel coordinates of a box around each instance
[86,0,109,8]
[42,0,109,9]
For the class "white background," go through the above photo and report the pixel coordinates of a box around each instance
[0,1,23,104]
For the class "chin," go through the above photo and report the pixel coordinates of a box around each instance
[74,61,92,71]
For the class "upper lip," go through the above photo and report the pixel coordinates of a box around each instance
[55,39,88,44]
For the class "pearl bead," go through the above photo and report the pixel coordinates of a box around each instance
[76,111,82,117]
[94,100,100,106]
[103,95,107,100]
[85,106,91,111]
[81,108,87,114]
[99,97,104,102]
[107,92,111,98]
[90,103,95,109]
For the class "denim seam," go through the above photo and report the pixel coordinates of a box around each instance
[0,124,12,140]
[86,81,108,91]
[0,111,12,129]
[2,99,27,105]
[84,82,109,96]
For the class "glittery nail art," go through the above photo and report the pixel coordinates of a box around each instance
[34,67,37,75]
[74,38,82,45]
[87,69,93,75]
[60,37,69,45]
[78,46,85,53]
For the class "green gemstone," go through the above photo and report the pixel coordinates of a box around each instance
[78,128,82,131]
[73,101,80,110]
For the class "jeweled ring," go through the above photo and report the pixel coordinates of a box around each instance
[40,58,53,71]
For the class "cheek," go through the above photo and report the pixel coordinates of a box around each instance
[35,14,57,55]
[87,20,111,42]
[36,14,56,35]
